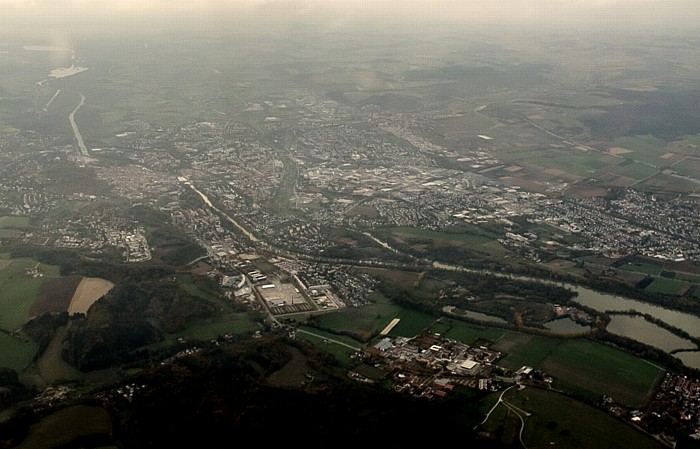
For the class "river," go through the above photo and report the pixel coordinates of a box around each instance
[569,285,700,339]
[459,310,508,324]
[180,179,258,242]
[432,261,700,369]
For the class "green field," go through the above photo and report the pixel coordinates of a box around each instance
[386,225,508,260]
[620,262,662,276]
[0,259,60,332]
[311,294,436,341]
[15,405,113,449]
[492,332,563,370]
[607,160,661,181]
[670,271,700,283]
[670,157,700,178]
[0,216,30,229]
[644,277,690,295]
[311,292,405,340]
[0,258,61,374]
[295,328,360,364]
[0,332,38,372]
[611,135,670,164]
[176,274,219,301]
[386,309,439,338]
[478,387,665,449]
[490,332,661,408]
[540,339,662,407]
[172,313,261,341]
[390,226,496,246]
[428,318,508,346]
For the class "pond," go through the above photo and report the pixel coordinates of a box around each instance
[606,315,697,354]
[543,317,589,334]
[460,310,508,324]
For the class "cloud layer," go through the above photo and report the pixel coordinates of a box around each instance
[1,0,698,36]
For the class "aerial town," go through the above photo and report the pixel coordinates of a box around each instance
[2,23,700,447]
[3,105,699,270]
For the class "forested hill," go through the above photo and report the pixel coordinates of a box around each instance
[1,335,513,449]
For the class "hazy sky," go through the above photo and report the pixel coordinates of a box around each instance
[1,1,698,37]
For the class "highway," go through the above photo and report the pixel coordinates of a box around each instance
[69,93,89,160]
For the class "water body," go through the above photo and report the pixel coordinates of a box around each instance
[543,317,589,334]
[431,261,700,368]
[676,351,700,369]
[434,261,700,338]
[460,310,508,324]
[569,285,700,340]
[606,315,697,353]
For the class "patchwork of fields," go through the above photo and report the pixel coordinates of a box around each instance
[0,256,113,374]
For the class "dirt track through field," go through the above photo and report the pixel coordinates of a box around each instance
[67,277,115,315]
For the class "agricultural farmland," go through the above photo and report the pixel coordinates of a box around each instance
[491,332,662,408]
[478,387,665,449]
[539,339,663,408]
[67,277,115,315]
[0,258,60,332]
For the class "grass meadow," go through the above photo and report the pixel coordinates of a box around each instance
[389,226,506,257]
[0,216,30,229]
[295,328,360,364]
[539,339,662,408]
[620,261,662,276]
[491,331,661,408]
[493,332,563,370]
[172,313,261,341]
[310,292,405,340]
[14,405,112,449]
[644,277,691,296]
[478,387,665,449]
[0,258,60,332]
[0,332,38,373]
[428,318,508,346]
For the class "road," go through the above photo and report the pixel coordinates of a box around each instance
[476,384,531,449]
[69,93,89,160]
[44,88,60,110]
[295,328,361,351]
[476,384,516,428]
[502,399,531,449]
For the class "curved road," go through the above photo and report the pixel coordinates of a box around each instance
[476,384,516,428]
[476,384,530,449]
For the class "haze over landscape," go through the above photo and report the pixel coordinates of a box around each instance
[1,1,700,448]
[2,1,700,31]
